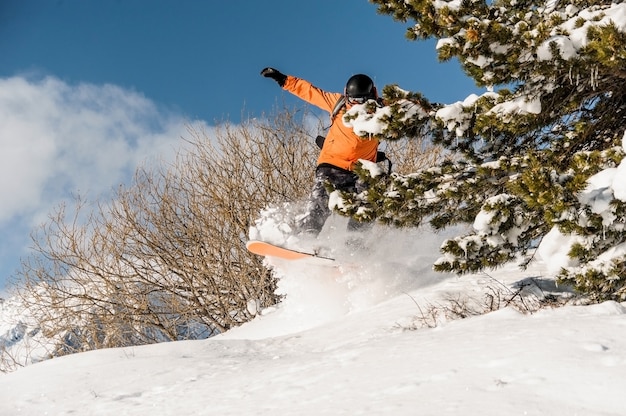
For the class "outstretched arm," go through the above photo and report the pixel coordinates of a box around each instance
[261,67,340,113]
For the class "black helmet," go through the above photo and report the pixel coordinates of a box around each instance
[345,74,376,102]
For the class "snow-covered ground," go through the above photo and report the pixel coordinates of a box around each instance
[1,224,625,416]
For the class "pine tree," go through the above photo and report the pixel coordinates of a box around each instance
[339,0,626,300]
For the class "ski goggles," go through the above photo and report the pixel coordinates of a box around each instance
[346,95,370,105]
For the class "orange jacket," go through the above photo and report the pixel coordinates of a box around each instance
[283,75,378,171]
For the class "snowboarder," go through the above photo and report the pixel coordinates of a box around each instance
[260,67,382,237]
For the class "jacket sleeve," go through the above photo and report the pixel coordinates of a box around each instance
[282,76,342,113]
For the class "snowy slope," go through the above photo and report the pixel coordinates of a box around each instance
[1,226,625,415]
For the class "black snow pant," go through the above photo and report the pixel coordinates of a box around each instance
[297,163,369,236]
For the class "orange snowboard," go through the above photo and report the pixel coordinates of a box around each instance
[246,240,335,264]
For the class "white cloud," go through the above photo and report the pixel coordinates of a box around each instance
[0,75,208,287]
[0,75,194,226]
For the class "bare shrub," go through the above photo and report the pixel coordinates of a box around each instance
[395,275,575,332]
[8,106,319,361]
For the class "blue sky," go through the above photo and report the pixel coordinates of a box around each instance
[0,0,480,290]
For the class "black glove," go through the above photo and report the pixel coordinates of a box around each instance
[260,67,287,87]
